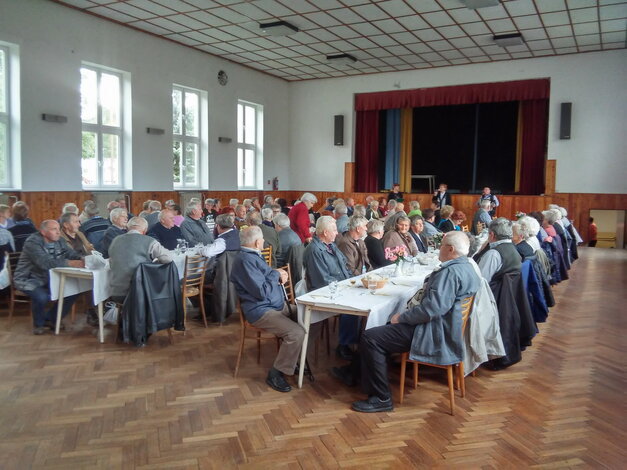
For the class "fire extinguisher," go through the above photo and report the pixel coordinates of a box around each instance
[272,177,279,190]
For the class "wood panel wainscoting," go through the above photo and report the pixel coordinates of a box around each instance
[11,190,626,243]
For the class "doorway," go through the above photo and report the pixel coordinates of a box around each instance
[589,210,626,249]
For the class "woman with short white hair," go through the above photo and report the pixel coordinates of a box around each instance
[364,219,391,269]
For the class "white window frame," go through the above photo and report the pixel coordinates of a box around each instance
[0,42,21,190]
[172,85,206,189]
[80,63,130,189]
[237,100,263,190]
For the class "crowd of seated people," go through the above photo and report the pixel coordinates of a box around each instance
[1,190,584,415]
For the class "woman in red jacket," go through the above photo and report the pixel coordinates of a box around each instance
[288,192,317,243]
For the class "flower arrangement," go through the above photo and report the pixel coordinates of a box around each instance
[432,233,444,248]
[384,245,407,264]
[515,211,526,219]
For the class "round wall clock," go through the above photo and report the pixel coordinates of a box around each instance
[218,70,228,86]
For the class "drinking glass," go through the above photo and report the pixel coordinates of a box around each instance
[328,280,338,299]
[368,280,378,295]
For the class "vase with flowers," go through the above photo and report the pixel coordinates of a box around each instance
[384,245,407,277]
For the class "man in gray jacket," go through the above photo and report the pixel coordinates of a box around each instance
[273,213,301,268]
[352,231,480,413]
[180,201,214,246]
[14,220,85,335]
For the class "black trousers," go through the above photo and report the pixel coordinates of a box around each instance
[587,240,597,247]
[360,322,415,400]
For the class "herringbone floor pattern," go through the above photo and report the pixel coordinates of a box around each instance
[0,248,625,469]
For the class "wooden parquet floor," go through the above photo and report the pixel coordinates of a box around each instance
[0,247,625,469]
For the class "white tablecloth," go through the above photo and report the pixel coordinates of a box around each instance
[296,264,437,329]
[49,267,113,305]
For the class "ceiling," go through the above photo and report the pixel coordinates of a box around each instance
[52,0,627,81]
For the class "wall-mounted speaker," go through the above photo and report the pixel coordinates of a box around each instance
[334,115,344,146]
[559,102,572,140]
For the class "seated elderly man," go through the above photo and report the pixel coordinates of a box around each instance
[180,201,214,247]
[0,204,14,229]
[246,211,281,267]
[60,212,93,256]
[471,200,493,235]
[14,220,85,335]
[336,216,371,276]
[473,218,521,283]
[421,209,441,237]
[234,204,247,229]
[351,231,480,412]
[79,201,110,251]
[303,216,355,360]
[230,226,305,393]
[334,203,349,234]
[108,217,173,301]
[147,209,185,251]
[101,208,128,258]
[215,213,240,252]
[273,213,301,268]
[408,215,428,253]
[143,200,162,230]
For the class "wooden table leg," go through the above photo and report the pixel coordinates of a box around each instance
[97,301,104,343]
[298,306,311,388]
[55,274,66,335]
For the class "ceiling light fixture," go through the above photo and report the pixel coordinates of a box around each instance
[461,0,500,9]
[493,33,525,47]
[326,53,357,64]
[259,20,299,36]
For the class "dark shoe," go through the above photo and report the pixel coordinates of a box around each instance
[45,321,65,331]
[266,369,291,393]
[331,366,356,387]
[33,327,47,335]
[352,396,394,413]
[336,344,353,361]
[294,363,314,382]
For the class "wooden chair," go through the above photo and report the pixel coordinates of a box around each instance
[398,295,475,415]
[461,225,469,232]
[7,252,30,324]
[260,246,272,266]
[181,254,209,331]
[233,264,292,378]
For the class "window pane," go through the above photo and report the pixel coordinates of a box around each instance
[237,148,243,188]
[244,149,255,187]
[172,89,182,135]
[173,141,181,184]
[0,123,7,185]
[237,104,244,143]
[81,131,98,185]
[80,68,97,124]
[184,142,197,185]
[100,73,120,127]
[0,50,6,114]
[102,133,119,185]
[184,91,199,137]
[245,105,255,145]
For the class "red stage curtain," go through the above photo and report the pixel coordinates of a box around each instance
[355,79,550,111]
[519,99,548,195]
[354,110,379,193]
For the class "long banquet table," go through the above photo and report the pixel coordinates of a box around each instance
[295,261,439,388]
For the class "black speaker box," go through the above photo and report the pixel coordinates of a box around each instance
[560,102,572,140]
[334,115,344,146]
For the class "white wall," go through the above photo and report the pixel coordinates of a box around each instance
[289,50,627,194]
[0,0,290,191]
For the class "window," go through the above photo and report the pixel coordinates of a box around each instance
[0,45,11,187]
[237,100,263,189]
[172,86,201,187]
[80,65,125,188]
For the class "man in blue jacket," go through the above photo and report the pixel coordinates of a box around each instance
[230,226,305,393]
[352,231,480,413]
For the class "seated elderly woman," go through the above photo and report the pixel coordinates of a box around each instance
[382,215,418,257]
[437,205,456,233]
[512,216,541,261]
[406,200,422,218]
[364,219,391,269]
[365,200,381,220]
[452,210,467,231]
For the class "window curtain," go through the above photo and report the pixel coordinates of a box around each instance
[384,109,400,190]
[354,110,380,193]
[399,108,413,193]
[518,99,548,195]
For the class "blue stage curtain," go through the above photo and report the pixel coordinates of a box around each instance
[384,109,400,190]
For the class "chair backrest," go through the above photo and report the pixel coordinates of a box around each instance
[460,295,475,335]
[277,264,294,303]
[260,245,272,266]
[461,225,469,232]
[7,252,22,289]
[182,254,208,290]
